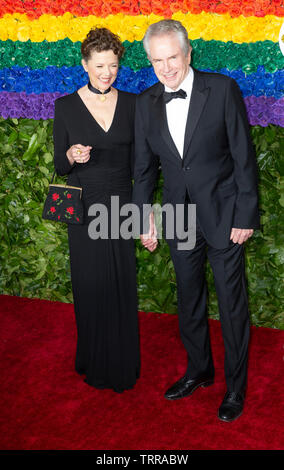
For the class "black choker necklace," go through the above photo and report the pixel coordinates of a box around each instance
[88,81,111,101]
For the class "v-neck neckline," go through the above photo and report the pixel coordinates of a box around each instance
[76,89,120,134]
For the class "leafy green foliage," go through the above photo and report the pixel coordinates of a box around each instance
[0,118,283,328]
[0,118,72,302]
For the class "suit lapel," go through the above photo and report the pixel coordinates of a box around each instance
[183,71,210,159]
[150,84,181,162]
[149,71,210,162]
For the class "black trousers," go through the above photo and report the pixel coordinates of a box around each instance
[169,197,250,393]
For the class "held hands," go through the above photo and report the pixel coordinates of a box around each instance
[140,212,158,252]
[140,220,253,248]
[66,144,92,165]
[230,228,254,244]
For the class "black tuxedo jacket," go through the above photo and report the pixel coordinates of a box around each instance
[132,68,260,249]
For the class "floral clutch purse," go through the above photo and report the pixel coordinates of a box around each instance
[42,170,84,224]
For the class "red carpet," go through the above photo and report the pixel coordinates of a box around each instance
[0,294,283,450]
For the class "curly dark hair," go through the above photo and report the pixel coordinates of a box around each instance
[81,27,125,62]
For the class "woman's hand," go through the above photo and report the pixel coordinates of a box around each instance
[66,144,92,165]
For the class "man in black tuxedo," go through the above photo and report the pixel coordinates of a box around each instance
[132,19,260,422]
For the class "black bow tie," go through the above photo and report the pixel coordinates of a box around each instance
[163,89,187,104]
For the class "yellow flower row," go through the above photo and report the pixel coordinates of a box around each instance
[0,12,281,43]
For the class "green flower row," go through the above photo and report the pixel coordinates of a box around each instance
[1,39,283,73]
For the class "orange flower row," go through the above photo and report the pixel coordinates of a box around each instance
[0,0,283,19]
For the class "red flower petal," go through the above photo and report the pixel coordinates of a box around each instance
[66,207,74,215]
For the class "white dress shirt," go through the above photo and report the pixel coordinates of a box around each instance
[165,66,194,158]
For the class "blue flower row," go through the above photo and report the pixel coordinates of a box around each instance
[0,65,283,98]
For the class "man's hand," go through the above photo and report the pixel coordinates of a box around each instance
[140,212,158,252]
[230,228,254,244]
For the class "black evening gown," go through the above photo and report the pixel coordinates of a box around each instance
[53,90,140,392]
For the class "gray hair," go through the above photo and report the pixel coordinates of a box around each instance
[143,19,191,58]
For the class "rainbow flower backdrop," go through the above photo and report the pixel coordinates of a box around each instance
[0,0,283,126]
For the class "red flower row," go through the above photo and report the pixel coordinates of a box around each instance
[49,206,73,212]
[0,0,282,19]
[52,192,71,201]
[49,204,80,222]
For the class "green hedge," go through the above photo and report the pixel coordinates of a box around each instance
[0,117,283,328]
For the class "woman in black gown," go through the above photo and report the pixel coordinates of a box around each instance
[53,28,140,393]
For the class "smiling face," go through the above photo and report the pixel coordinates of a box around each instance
[82,49,119,92]
[148,33,192,90]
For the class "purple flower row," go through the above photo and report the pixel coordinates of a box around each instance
[0,91,283,127]
[0,91,64,121]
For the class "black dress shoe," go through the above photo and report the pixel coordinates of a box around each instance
[218,391,245,422]
[164,375,214,400]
